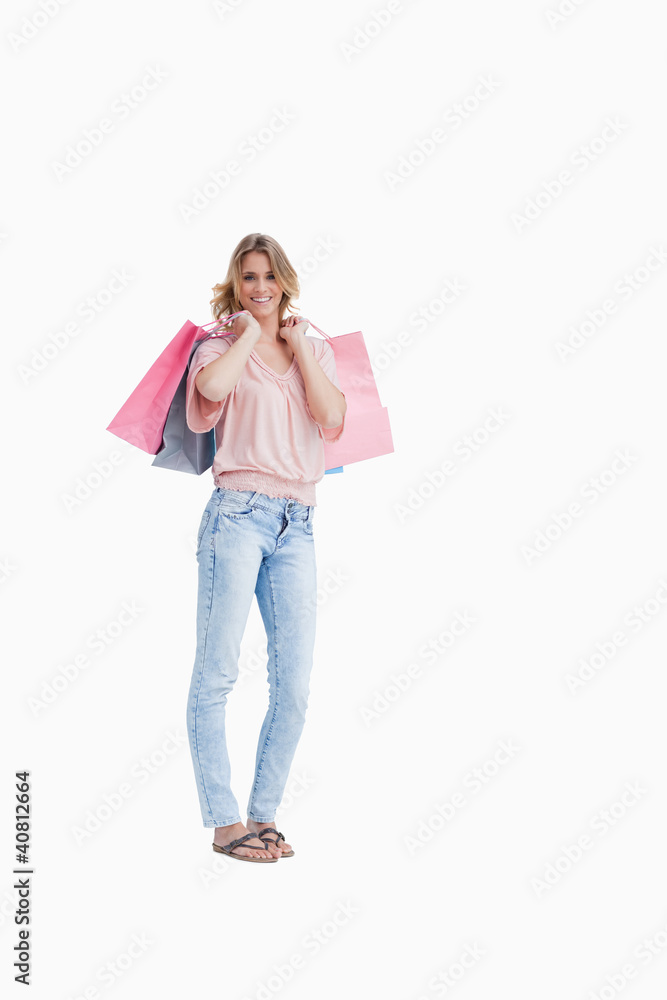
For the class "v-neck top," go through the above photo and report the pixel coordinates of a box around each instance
[249,346,298,380]
[185,332,345,505]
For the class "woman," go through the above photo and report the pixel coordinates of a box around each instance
[185,233,347,863]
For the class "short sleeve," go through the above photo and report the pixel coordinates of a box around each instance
[185,335,236,433]
[305,339,346,443]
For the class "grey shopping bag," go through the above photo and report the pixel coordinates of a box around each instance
[151,334,218,475]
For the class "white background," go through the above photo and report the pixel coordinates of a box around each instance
[2,0,667,997]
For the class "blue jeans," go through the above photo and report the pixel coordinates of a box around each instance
[186,487,317,827]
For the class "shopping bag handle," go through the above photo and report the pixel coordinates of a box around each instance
[185,312,249,370]
[298,319,333,344]
[198,311,247,336]
[188,309,252,368]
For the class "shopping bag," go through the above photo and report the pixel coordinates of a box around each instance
[305,319,393,469]
[105,313,246,453]
[150,366,216,474]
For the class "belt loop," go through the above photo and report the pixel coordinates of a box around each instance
[307,505,313,524]
[248,491,260,507]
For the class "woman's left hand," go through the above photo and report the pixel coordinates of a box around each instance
[279,314,309,347]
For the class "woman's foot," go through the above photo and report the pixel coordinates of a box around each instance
[213,822,275,859]
[246,818,292,856]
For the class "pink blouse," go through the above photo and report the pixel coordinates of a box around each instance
[185,332,345,506]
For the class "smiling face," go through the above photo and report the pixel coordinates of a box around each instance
[238,251,284,322]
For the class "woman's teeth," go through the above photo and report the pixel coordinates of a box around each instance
[251,297,271,302]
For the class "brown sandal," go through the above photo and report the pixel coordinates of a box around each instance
[212,832,278,863]
[257,827,295,857]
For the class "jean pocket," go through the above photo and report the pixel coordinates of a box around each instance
[216,489,255,519]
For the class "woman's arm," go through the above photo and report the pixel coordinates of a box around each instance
[292,338,347,428]
[195,317,260,402]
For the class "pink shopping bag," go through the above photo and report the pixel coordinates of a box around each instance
[106,313,246,453]
[305,319,394,469]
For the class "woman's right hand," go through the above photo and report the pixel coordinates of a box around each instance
[233,310,261,338]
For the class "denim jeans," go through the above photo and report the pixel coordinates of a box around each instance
[186,487,317,828]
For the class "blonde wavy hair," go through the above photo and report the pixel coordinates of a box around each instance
[210,233,301,326]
